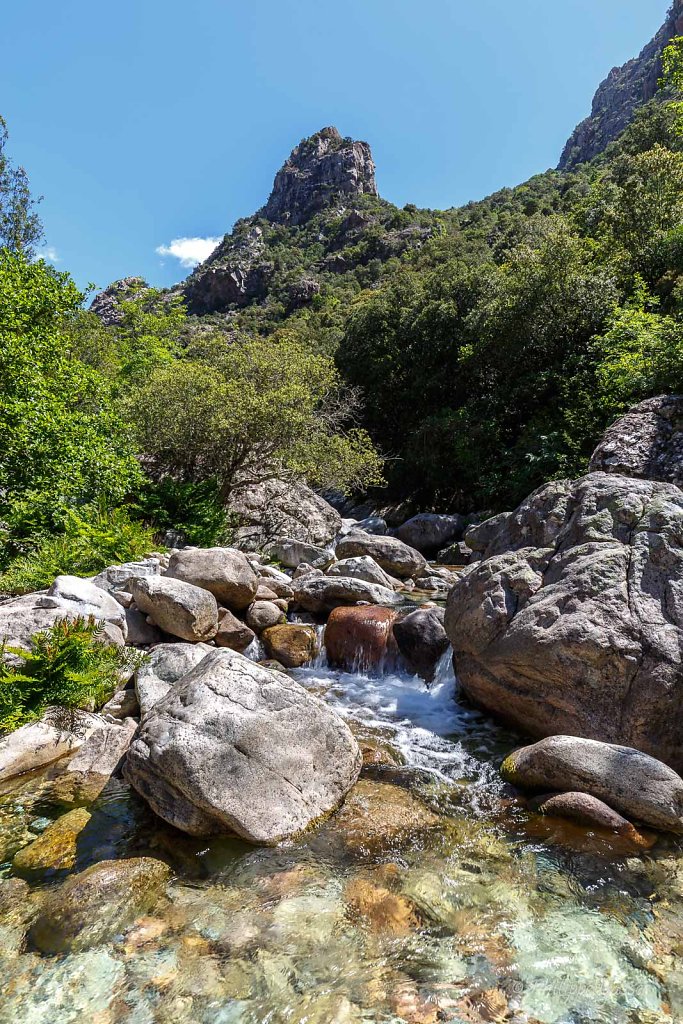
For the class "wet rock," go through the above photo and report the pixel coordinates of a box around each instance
[531,791,652,845]
[51,717,138,806]
[134,642,213,718]
[124,648,362,842]
[502,736,683,832]
[214,607,255,652]
[345,877,418,935]
[327,555,398,589]
[261,623,318,668]
[393,607,449,682]
[0,709,102,782]
[325,778,439,856]
[389,980,439,1024]
[245,599,286,633]
[292,575,402,613]
[13,807,92,878]
[445,472,683,771]
[29,856,171,954]
[165,546,258,611]
[228,478,341,551]
[130,576,218,643]
[265,538,335,569]
[397,513,465,555]
[325,605,399,672]
[335,531,427,579]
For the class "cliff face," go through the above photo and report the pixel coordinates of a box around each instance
[559,1,683,169]
[260,126,378,226]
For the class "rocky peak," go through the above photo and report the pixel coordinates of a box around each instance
[89,276,150,326]
[559,1,683,170]
[260,126,378,226]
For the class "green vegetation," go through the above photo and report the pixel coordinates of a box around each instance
[0,616,146,734]
[0,507,158,596]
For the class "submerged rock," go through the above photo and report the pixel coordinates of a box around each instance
[130,576,218,642]
[29,856,171,954]
[13,807,92,878]
[124,649,362,842]
[325,605,399,673]
[165,546,258,611]
[324,778,439,856]
[502,736,683,832]
[531,791,652,845]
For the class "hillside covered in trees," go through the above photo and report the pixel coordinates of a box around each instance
[4,4,683,582]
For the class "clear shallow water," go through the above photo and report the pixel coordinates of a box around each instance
[0,653,682,1023]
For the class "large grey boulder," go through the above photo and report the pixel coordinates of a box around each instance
[397,513,465,555]
[292,575,403,614]
[134,642,214,719]
[265,538,335,570]
[0,575,129,652]
[327,555,398,590]
[445,472,683,772]
[0,709,102,782]
[228,479,341,551]
[335,531,426,579]
[130,576,218,643]
[502,736,683,833]
[165,547,258,611]
[590,395,683,486]
[123,649,362,843]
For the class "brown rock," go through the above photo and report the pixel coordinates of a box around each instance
[345,878,418,935]
[214,608,255,652]
[325,779,439,856]
[325,605,399,673]
[533,791,652,846]
[262,623,318,668]
[13,807,91,878]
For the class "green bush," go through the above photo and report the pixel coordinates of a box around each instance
[0,616,146,734]
[0,506,159,596]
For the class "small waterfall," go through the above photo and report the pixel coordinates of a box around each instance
[244,636,266,662]
[310,624,328,669]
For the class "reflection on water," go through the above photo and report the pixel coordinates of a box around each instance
[0,653,682,1023]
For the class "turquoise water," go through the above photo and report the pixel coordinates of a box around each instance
[0,655,681,1024]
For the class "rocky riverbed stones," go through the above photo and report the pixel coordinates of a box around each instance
[29,857,171,954]
[130,576,218,642]
[124,649,362,843]
[261,623,318,668]
[335,531,426,579]
[134,642,213,718]
[292,575,402,614]
[214,608,255,651]
[502,736,683,832]
[165,546,258,611]
[13,807,92,878]
[0,709,102,782]
[51,717,138,806]
[327,555,398,590]
[392,607,449,682]
[325,606,399,673]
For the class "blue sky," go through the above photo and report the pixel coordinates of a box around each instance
[0,0,667,293]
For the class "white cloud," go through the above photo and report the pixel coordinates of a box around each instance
[38,246,60,263]
[155,235,222,268]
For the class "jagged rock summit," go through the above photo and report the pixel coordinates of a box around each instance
[560,0,683,169]
[260,126,378,226]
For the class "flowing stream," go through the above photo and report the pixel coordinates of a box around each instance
[0,649,682,1023]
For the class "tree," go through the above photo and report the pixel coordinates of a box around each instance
[0,251,142,552]
[0,116,43,254]
[128,336,384,501]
